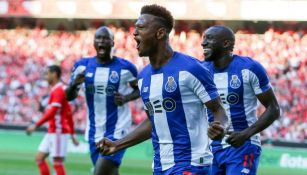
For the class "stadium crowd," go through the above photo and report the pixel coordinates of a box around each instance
[0,25,306,142]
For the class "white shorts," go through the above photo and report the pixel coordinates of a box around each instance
[38,133,69,158]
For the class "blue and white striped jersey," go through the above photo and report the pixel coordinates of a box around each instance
[203,55,271,152]
[138,52,219,173]
[70,56,138,143]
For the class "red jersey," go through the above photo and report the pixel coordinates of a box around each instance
[35,82,74,134]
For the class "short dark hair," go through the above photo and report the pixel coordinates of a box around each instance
[48,65,62,78]
[141,4,174,33]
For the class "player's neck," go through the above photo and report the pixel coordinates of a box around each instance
[214,53,233,69]
[96,55,113,64]
[149,43,173,69]
[50,79,60,87]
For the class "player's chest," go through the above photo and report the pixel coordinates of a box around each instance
[84,67,122,95]
[139,73,182,114]
[213,71,248,105]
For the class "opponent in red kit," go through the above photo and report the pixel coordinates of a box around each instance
[26,65,79,175]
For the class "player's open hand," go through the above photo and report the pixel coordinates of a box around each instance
[114,92,127,106]
[26,124,36,136]
[96,138,118,155]
[71,134,79,146]
[208,121,226,140]
[226,131,249,147]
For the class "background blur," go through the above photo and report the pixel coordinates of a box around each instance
[0,0,306,175]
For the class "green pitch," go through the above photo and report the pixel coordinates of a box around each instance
[0,130,306,175]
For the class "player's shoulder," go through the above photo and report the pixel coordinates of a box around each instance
[233,54,264,70]
[179,52,210,74]
[138,64,151,79]
[74,56,95,66]
[114,56,136,69]
[51,83,65,95]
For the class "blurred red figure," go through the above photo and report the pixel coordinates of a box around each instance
[26,65,79,175]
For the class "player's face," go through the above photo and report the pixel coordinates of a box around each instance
[201,28,224,61]
[133,14,158,57]
[94,29,114,58]
[44,70,54,84]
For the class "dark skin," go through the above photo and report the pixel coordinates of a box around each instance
[97,14,228,156]
[202,26,280,147]
[65,27,139,175]
[65,26,139,105]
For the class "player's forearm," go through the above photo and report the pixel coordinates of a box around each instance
[35,107,58,127]
[124,89,140,102]
[115,118,152,151]
[212,106,228,127]
[65,85,79,101]
[206,98,228,127]
[243,103,280,138]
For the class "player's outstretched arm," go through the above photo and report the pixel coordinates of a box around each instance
[97,117,152,155]
[114,80,140,106]
[227,89,280,147]
[65,73,85,101]
[205,97,229,140]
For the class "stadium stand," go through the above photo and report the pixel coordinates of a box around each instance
[0,24,306,142]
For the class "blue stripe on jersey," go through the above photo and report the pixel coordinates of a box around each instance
[227,72,249,131]
[85,59,97,142]
[162,71,192,167]
[104,67,121,139]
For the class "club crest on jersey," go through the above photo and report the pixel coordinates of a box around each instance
[109,71,119,83]
[230,75,241,89]
[165,76,177,93]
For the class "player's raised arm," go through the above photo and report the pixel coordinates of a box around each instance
[97,115,152,155]
[65,65,86,101]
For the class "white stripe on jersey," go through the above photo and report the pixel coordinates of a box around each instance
[94,67,109,142]
[213,73,232,149]
[150,74,175,171]
[179,71,212,166]
[242,69,261,146]
[113,69,133,139]
[248,69,263,95]
[50,102,62,107]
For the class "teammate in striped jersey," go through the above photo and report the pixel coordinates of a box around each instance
[65,26,140,175]
[26,65,79,175]
[97,5,228,175]
[201,25,280,175]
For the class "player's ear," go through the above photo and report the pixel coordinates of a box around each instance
[223,40,232,49]
[156,27,167,40]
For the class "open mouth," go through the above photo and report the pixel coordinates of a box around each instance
[203,48,212,54]
[134,38,141,50]
[98,46,106,55]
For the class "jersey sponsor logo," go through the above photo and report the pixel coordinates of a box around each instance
[230,75,241,89]
[144,97,176,116]
[165,76,177,93]
[227,92,239,104]
[109,71,119,83]
[105,85,116,96]
[86,84,116,96]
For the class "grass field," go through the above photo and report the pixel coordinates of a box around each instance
[0,130,306,175]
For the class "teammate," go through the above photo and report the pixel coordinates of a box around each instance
[26,65,79,175]
[97,4,229,175]
[201,25,280,175]
[65,26,140,175]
